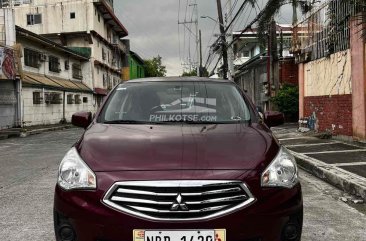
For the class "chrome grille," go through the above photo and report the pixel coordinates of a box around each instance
[102,180,255,221]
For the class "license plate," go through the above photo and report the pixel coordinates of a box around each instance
[133,229,226,241]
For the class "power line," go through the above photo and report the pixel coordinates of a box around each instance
[203,0,256,69]
[179,0,199,72]
[178,0,182,63]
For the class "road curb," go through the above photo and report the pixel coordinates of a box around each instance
[290,150,366,201]
[21,125,74,137]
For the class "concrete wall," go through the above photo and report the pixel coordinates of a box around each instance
[301,49,353,136]
[304,50,352,97]
[14,0,125,90]
[18,36,91,85]
[0,8,16,46]
[14,0,90,35]
[22,87,94,126]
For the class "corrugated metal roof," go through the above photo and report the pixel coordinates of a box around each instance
[22,72,93,93]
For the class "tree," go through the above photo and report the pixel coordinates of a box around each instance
[181,67,209,77]
[181,69,197,77]
[271,84,299,122]
[144,55,167,77]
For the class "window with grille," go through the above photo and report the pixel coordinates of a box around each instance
[51,93,62,104]
[102,48,106,60]
[72,64,83,80]
[67,94,74,104]
[242,51,250,58]
[45,92,62,104]
[65,60,70,70]
[49,56,61,73]
[27,14,42,25]
[75,95,82,104]
[24,48,40,68]
[33,92,43,104]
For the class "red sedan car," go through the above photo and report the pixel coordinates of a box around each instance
[54,77,302,241]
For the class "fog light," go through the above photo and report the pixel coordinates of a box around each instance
[283,223,299,241]
[58,225,76,241]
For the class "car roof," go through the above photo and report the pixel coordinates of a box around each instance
[125,77,235,84]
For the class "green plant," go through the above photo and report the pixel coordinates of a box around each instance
[143,55,167,77]
[271,84,299,121]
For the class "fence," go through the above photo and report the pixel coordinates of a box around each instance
[292,0,363,62]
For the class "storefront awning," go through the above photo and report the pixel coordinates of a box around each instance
[22,72,93,93]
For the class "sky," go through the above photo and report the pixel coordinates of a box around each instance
[115,1,293,76]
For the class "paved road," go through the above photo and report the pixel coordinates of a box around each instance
[0,128,365,241]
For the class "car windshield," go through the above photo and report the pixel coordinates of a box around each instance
[99,81,252,124]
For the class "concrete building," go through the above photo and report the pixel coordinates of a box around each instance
[233,24,298,110]
[0,7,19,130]
[129,51,145,80]
[292,1,365,140]
[16,26,94,126]
[12,0,129,106]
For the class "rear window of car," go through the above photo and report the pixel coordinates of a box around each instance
[99,81,253,124]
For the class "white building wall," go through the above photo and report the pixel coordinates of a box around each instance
[22,87,63,125]
[14,0,125,97]
[64,91,95,121]
[0,8,16,46]
[22,87,94,126]
[18,34,96,126]
[14,0,121,43]
[14,0,92,34]
[19,40,89,82]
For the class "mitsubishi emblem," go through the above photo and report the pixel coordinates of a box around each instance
[170,194,189,211]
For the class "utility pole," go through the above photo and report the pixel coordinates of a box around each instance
[178,2,199,76]
[216,0,228,79]
[226,0,235,81]
[199,29,203,77]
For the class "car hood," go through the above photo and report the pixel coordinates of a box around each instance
[77,123,279,172]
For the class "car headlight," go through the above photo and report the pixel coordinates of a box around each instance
[58,147,96,190]
[261,147,298,188]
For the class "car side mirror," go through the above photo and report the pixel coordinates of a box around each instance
[72,112,92,129]
[264,111,285,128]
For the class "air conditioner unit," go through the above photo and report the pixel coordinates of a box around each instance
[39,53,47,62]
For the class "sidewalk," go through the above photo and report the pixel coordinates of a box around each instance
[272,124,366,202]
[0,124,74,140]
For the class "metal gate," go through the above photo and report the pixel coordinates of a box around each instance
[0,80,17,129]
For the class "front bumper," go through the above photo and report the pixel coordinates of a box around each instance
[54,171,303,241]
